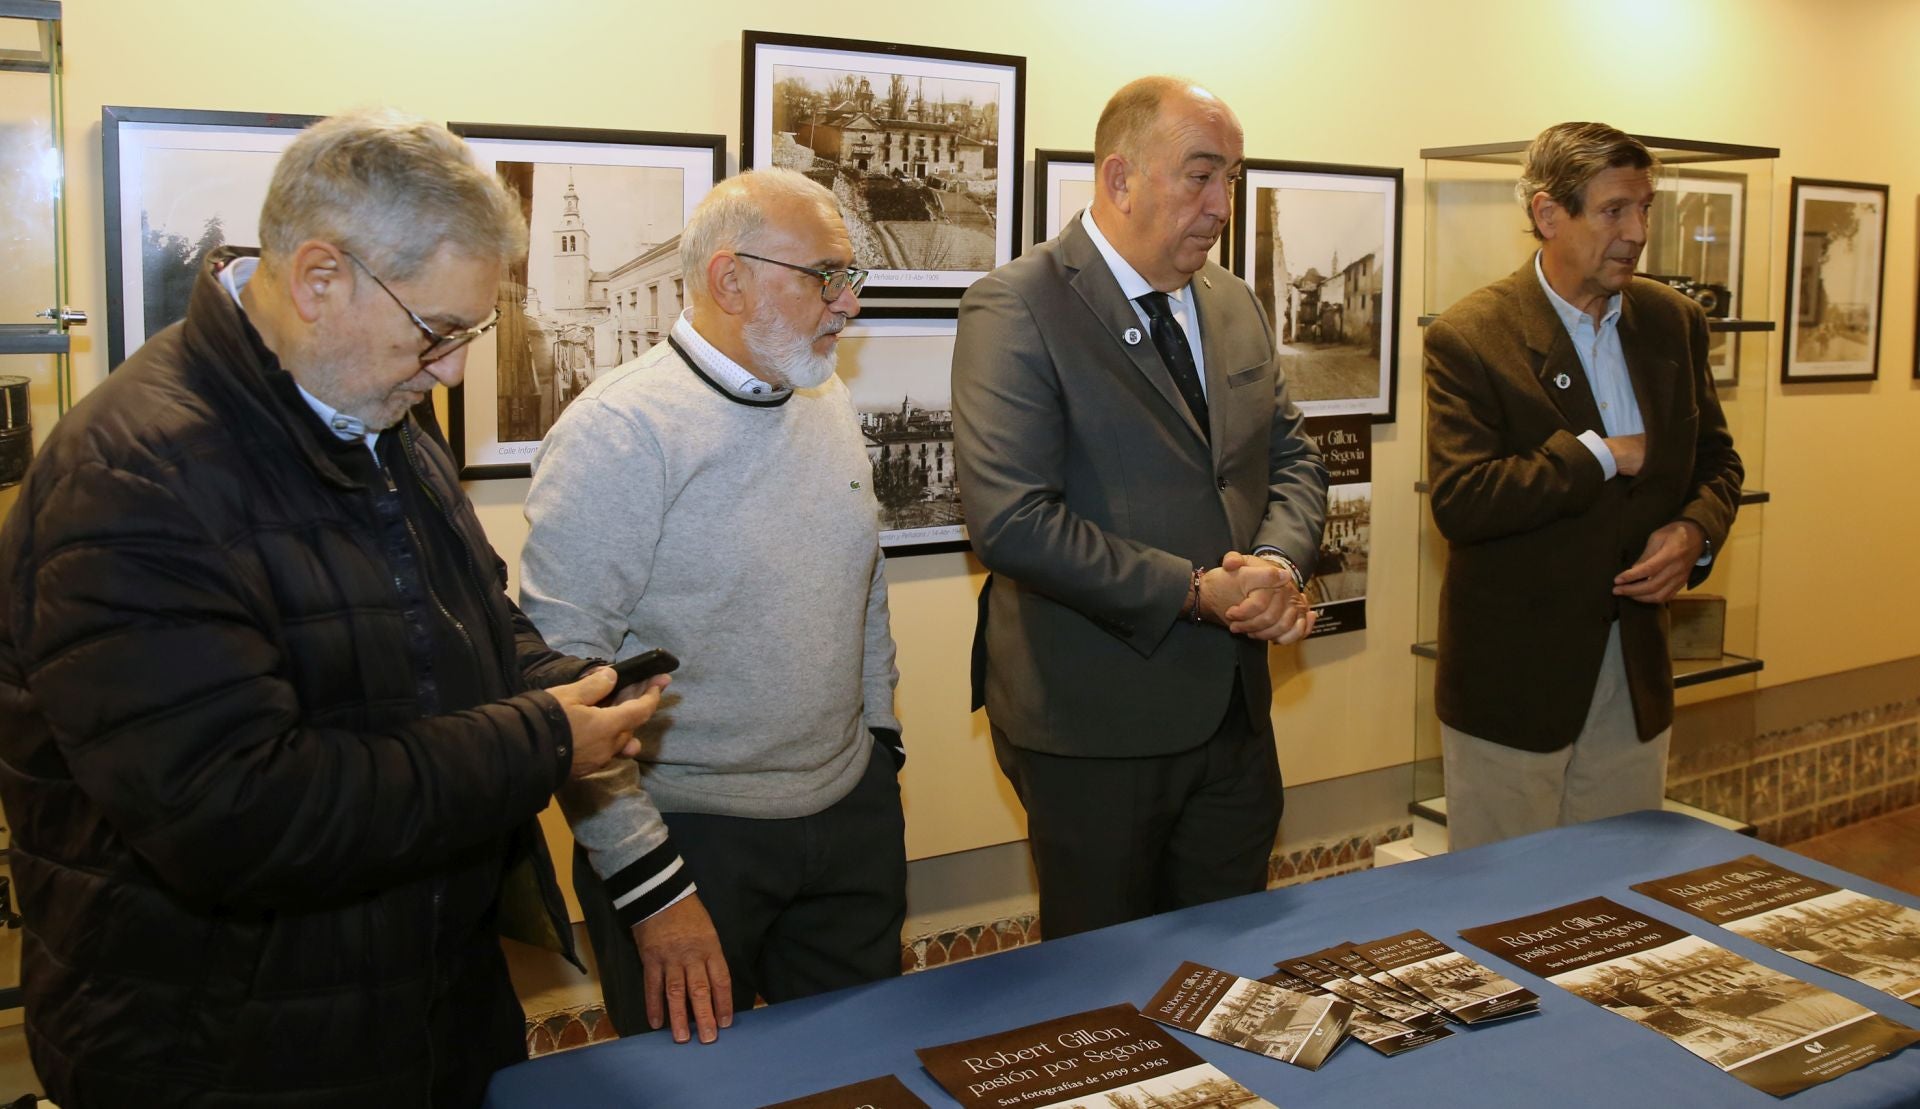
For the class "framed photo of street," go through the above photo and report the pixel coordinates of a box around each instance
[101,105,321,369]
[741,31,1025,302]
[1232,159,1403,423]
[445,123,724,479]
[1781,178,1887,383]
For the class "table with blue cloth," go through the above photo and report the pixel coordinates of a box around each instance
[484,812,1920,1107]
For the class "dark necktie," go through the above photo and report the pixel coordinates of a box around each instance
[1135,291,1209,439]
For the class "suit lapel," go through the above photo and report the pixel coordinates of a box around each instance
[1059,216,1209,447]
[1616,284,1672,478]
[1510,260,1606,433]
[1191,264,1243,457]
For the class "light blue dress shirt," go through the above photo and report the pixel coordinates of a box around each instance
[1534,251,1639,480]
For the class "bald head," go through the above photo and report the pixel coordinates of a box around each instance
[1094,76,1239,170]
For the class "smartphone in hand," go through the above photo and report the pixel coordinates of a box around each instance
[605,648,680,701]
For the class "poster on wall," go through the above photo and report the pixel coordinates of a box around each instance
[1302,414,1370,638]
[101,106,321,369]
[741,31,1025,302]
[446,124,724,479]
[838,311,966,555]
[1644,169,1744,385]
[1233,160,1402,423]
[1781,177,1888,383]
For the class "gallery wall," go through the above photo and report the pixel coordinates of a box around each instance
[45,0,1920,863]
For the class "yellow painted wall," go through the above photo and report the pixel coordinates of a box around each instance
[42,0,1920,862]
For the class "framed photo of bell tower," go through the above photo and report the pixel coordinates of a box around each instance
[1780,178,1888,383]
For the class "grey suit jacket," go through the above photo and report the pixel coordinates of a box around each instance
[952,214,1328,758]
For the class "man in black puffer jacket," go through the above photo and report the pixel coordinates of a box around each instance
[0,109,668,1107]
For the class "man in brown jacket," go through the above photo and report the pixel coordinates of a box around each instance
[1425,122,1743,850]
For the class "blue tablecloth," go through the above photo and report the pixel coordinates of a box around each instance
[484,811,1920,1107]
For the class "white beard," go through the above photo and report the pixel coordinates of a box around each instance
[743,303,838,389]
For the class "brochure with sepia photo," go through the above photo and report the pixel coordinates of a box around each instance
[1277,949,1452,1032]
[1461,895,1920,1097]
[758,1074,930,1109]
[1322,946,1453,1023]
[915,1003,1273,1109]
[1351,929,1540,1024]
[1632,854,1920,1007]
[1260,968,1451,1056]
[1142,961,1353,1071]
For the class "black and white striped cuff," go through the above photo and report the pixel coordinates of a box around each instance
[607,840,696,929]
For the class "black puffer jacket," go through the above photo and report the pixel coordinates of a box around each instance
[0,251,587,1106]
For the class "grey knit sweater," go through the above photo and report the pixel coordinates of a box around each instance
[520,321,900,925]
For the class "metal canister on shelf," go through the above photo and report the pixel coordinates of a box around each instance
[0,375,32,489]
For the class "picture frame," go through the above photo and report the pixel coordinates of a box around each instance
[446,123,725,479]
[837,312,967,554]
[101,105,321,368]
[1032,148,1094,245]
[1233,159,1403,423]
[1781,177,1888,383]
[741,30,1025,303]
[1645,168,1745,385]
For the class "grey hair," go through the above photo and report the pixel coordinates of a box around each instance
[1094,75,1222,168]
[258,107,526,279]
[681,167,840,300]
[1515,122,1658,240]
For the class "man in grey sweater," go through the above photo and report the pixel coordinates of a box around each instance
[520,168,904,1045]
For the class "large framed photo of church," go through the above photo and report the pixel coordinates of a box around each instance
[1232,160,1402,423]
[741,31,1025,303]
[446,124,725,479]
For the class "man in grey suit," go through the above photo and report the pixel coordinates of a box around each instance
[952,76,1328,938]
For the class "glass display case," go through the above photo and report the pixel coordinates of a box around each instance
[1411,135,1777,838]
[1,0,76,1012]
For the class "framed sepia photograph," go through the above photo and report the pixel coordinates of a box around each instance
[102,105,321,368]
[1645,169,1744,385]
[1233,160,1403,423]
[741,31,1025,302]
[1782,178,1888,383]
[446,124,725,479]
[837,312,966,554]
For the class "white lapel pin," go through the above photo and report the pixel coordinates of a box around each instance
[1123,326,1143,346]
[1201,275,1213,289]
[1553,372,1571,389]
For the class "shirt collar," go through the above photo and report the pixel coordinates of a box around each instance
[669,309,789,400]
[218,254,378,453]
[1534,249,1620,333]
[1082,209,1194,312]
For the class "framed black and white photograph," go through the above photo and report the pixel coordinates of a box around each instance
[102,105,321,368]
[1032,148,1094,245]
[1233,160,1402,423]
[1645,169,1745,384]
[1782,178,1887,383]
[446,124,725,479]
[741,31,1024,302]
[837,312,966,554]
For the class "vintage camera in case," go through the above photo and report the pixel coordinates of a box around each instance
[1640,273,1734,319]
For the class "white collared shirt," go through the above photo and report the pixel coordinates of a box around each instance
[668,309,789,400]
[219,254,380,459]
[1081,210,1208,396]
[1534,251,1641,479]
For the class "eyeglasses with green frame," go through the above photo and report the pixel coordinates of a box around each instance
[733,251,870,302]
[342,249,500,364]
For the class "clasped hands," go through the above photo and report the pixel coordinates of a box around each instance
[1195,551,1316,644]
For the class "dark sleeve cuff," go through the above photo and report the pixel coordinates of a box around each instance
[607,838,696,930]
[871,726,905,770]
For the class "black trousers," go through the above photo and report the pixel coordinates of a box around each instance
[577,741,907,1035]
[993,681,1283,939]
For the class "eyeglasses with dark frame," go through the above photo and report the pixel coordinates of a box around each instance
[733,251,870,303]
[342,249,500,364]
